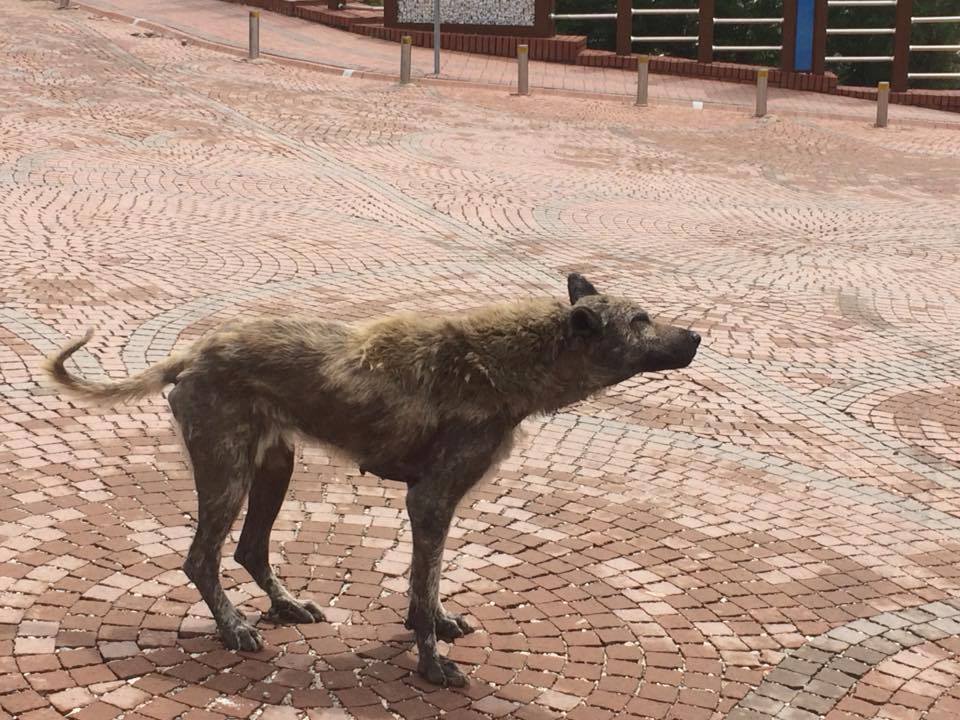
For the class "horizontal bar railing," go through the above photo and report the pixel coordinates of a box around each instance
[825,55,893,61]
[714,17,783,24]
[910,44,960,51]
[906,11,960,86]
[632,8,698,14]
[912,16,960,24]
[549,13,616,20]
[827,0,896,5]
[714,45,783,51]
[710,10,784,58]
[554,1,958,92]
[827,28,894,34]
[631,35,698,42]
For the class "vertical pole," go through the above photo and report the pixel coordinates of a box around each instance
[400,35,412,84]
[616,0,632,56]
[517,44,529,96]
[433,0,441,75]
[811,0,827,74]
[636,55,649,106]
[892,0,912,92]
[781,0,797,73]
[875,81,889,127]
[249,11,260,61]
[58,0,70,8]
[755,69,768,117]
[698,0,714,64]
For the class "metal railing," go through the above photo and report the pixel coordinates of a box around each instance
[825,0,894,66]
[550,0,957,91]
[907,12,960,82]
[630,5,698,45]
[549,12,616,19]
[712,14,782,54]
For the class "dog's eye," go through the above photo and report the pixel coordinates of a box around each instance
[632,312,650,325]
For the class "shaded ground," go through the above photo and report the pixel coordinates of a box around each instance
[2,2,960,720]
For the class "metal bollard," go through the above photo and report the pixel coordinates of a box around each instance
[755,68,768,118]
[248,11,260,61]
[400,36,412,85]
[517,44,529,96]
[635,54,649,107]
[875,81,889,128]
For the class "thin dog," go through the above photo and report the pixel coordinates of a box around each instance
[45,273,700,686]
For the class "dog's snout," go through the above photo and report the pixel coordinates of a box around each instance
[688,330,701,345]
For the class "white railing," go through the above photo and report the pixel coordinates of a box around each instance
[715,45,782,51]
[908,12,960,85]
[714,18,783,25]
[827,28,894,35]
[825,55,893,62]
[550,13,616,20]
[910,44,960,51]
[632,8,698,14]
[631,35,698,42]
[912,16,960,24]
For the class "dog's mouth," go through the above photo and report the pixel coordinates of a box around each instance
[639,333,701,373]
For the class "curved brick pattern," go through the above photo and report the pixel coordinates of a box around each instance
[2,2,960,720]
[729,600,960,719]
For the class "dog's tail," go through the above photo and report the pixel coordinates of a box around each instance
[43,329,189,403]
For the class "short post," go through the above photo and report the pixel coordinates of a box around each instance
[517,44,529,96]
[432,0,440,75]
[875,81,889,128]
[635,55,649,106]
[400,36,412,85]
[58,0,70,8]
[248,11,260,61]
[755,68,768,117]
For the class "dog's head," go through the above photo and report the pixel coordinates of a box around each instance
[565,272,700,386]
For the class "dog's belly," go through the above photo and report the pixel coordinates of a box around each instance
[285,389,433,473]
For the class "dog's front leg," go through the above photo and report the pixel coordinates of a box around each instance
[405,483,467,687]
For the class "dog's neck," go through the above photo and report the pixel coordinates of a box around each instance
[353,299,602,419]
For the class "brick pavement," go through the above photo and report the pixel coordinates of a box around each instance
[2,2,960,719]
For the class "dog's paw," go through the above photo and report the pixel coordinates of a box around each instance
[435,612,474,642]
[220,618,263,652]
[417,654,468,687]
[265,598,326,625]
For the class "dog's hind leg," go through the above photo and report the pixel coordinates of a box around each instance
[234,440,325,625]
[172,386,262,652]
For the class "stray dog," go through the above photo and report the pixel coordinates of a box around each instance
[45,273,700,686]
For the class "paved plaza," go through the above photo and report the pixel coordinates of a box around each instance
[2,2,960,720]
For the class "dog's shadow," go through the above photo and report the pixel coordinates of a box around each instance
[118,617,487,717]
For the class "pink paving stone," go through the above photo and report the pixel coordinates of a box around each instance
[47,688,96,714]
[15,638,57,656]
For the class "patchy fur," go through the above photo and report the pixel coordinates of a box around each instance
[44,273,700,686]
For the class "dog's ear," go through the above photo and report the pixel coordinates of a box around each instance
[568,273,599,305]
[570,306,602,337]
